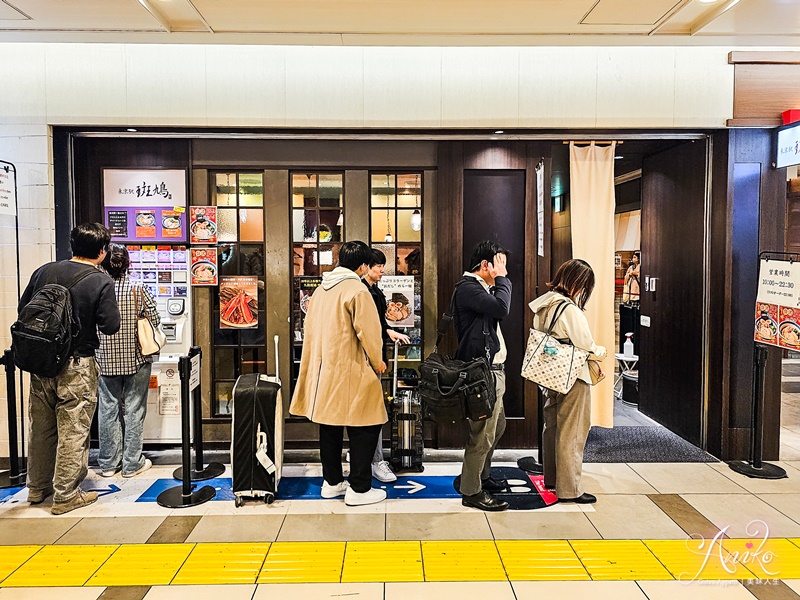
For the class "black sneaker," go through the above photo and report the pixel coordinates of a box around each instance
[462,490,509,511]
[481,477,507,493]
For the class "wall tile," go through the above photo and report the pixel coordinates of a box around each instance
[519,47,598,128]
[441,47,519,127]
[45,44,128,125]
[285,46,364,127]
[0,45,46,124]
[0,133,49,164]
[674,47,734,127]
[126,44,208,126]
[363,47,442,127]
[595,47,676,128]
[205,45,286,126]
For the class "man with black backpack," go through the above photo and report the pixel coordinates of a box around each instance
[13,223,120,514]
[453,240,512,512]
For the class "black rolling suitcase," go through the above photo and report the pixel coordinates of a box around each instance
[231,336,284,506]
[389,342,425,473]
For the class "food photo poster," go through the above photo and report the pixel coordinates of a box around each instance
[220,276,258,329]
[190,248,218,286]
[378,275,415,327]
[190,206,218,244]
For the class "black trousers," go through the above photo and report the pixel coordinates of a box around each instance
[319,423,382,493]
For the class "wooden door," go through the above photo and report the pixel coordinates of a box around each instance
[639,140,708,446]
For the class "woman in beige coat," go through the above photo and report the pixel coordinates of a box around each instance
[529,259,606,505]
[290,241,388,506]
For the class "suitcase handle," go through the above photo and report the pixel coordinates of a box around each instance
[392,340,400,400]
[273,335,279,380]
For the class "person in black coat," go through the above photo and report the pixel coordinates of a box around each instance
[452,240,512,512]
[362,249,410,483]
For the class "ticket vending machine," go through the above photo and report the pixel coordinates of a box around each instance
[143,292,192,444]
[102,168,195,444]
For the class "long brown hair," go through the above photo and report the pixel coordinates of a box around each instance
[548,259,595,309]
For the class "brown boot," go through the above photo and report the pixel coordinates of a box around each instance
[27,487,54,505]
[51,490,98,515]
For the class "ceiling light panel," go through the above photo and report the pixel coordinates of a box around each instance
[1,0,161,29]
[581,0,683,25]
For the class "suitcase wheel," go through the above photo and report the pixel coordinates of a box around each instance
[415,465,425,473]
[235,496,244,508]
[265,495,274,504]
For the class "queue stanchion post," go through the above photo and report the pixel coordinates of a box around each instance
[157,352,215,508]
[173,347,225,482]
[729,344,787,479]
[517,388,544,475]
[1,349,26,489]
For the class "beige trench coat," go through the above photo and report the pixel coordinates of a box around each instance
[289,276,387,426]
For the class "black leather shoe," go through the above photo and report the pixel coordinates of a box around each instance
[559,492,597,504]
[481,477,507,493]
[462,490,509,511]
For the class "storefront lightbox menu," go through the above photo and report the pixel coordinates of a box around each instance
[103,169,187,243]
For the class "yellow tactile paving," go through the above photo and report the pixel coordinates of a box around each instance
[421,541,506,581]
[496,540,590,581]
[4,539,800,585]
[1,545,118,588]
[645,539,755,581]
[257,542,345,583]
[88,543,194,586]
[0,546,41,584]
[173,543,271,585]
[342,542,423,583]
[722,538,800,579]
[570,540,673,581]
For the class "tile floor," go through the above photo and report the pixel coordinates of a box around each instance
[1,363,800,597]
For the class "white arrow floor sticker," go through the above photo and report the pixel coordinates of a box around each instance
[394,480,426,495]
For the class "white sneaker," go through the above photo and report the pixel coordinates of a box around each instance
[345,487,387,506]
[100,467,120,478]
[321,480,349,498]
[122,458,152,478]
[372,460,397,483]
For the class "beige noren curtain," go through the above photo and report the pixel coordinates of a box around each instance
[569,142,616,428]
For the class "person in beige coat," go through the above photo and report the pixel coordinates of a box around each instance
[529,259,606,505]
[289,241,388,506]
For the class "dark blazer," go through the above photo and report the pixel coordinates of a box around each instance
[452,274,512,364]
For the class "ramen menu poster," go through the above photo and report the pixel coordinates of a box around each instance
[755,259,800,349]
[190,248,218,286]
[378,276,415,328]
[189,206,217,244]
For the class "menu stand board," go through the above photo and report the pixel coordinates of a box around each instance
[731,252,796,481]
[103,169,187,243]
[754,258,800,350]
[190,248,218,286]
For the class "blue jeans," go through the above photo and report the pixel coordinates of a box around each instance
[98,363,151,475]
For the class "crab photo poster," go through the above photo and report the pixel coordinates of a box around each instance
[220,276,258,329]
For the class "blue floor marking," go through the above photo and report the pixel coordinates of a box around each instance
[137,475,459,502]
[0,486,24,503]
[137,477,236,502]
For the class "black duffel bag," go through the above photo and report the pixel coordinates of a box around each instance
[418,282,496,422]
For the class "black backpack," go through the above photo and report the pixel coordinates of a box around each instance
[11,266,96,378]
